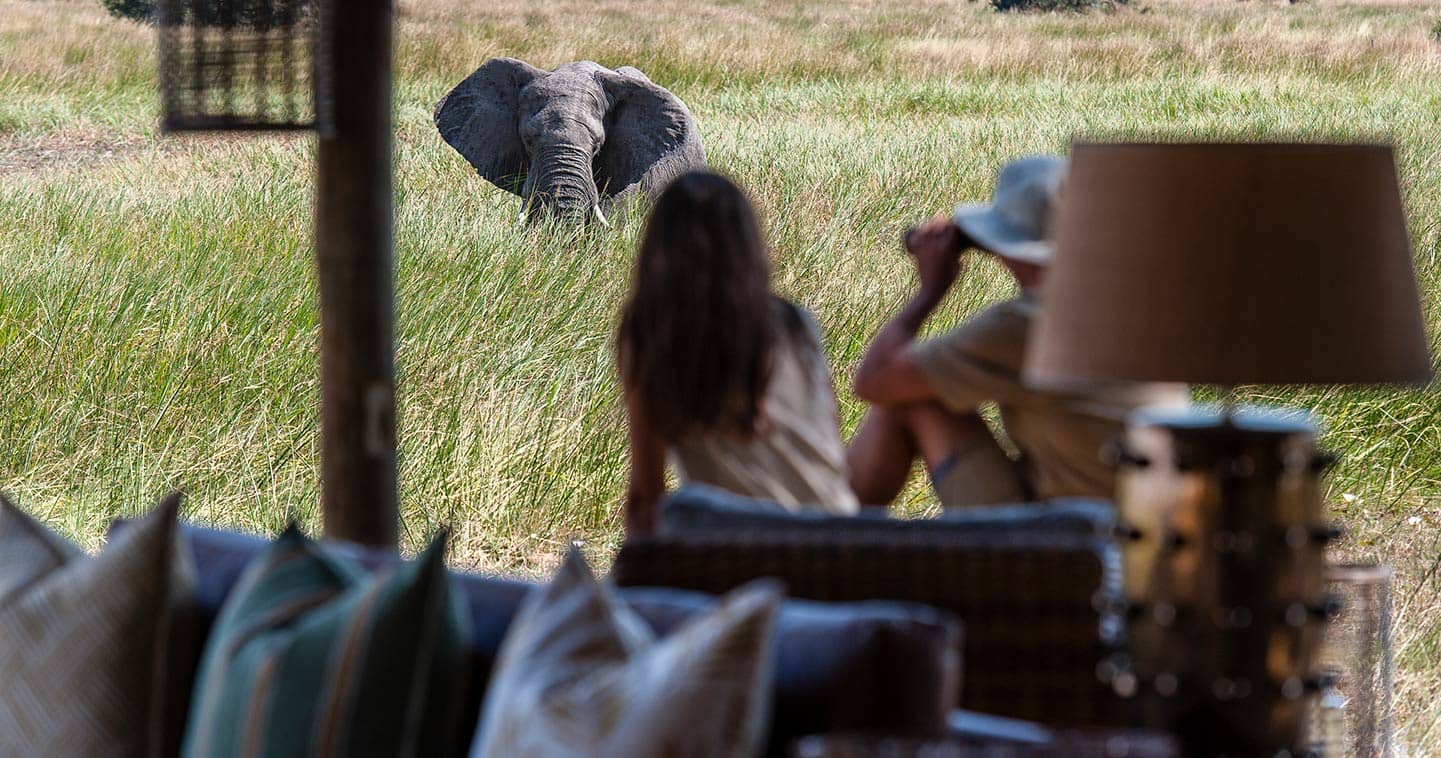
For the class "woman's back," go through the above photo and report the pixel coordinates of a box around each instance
[617,172,858,536]
[669,301,858,514]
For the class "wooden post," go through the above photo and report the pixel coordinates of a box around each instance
[314,0,398,547]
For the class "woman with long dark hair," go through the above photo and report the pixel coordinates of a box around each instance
[618,172,859,537]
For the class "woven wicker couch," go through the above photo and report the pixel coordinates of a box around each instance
[611,486,1130,728]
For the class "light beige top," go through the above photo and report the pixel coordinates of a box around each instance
[912,291,1189,503]
[670,304,860,516]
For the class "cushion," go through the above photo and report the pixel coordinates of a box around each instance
[105,521,544,755]
[660,483,1115,538]
[622,587,959,756]
[471,550,780,758]
[181,527,470,757]
[139,524,958,757]
[0,493,191,757]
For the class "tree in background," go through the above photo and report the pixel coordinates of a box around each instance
[991,0,1131,11]
[101,0,310,26]
[101,0,153,22]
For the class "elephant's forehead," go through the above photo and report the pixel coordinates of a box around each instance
[549,60,608,77]
[522,80,609,122]
[528,70,603,98]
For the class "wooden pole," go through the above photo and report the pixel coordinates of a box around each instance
[314,0,398,547]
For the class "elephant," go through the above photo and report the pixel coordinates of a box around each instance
[433,58,707,225]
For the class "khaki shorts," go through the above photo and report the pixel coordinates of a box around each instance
[929,447,1032,508]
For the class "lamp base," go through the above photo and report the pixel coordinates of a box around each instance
[1109,404,1335,757]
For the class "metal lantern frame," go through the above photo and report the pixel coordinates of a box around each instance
[157,0,334,133]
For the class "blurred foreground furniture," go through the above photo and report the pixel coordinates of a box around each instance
[77,513,1170,756]
[793,726,1180,757]
[1311,563,1396,755]
[113,520,961,758]
[1029,142,1431,755]
[612,486,1129,727]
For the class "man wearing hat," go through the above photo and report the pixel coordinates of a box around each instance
[848,156,1187,507]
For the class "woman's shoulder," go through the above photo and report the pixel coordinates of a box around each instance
[771,297,823,348]
[768,297,834,393]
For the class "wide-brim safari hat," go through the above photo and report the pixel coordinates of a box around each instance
[953,155,1067,265]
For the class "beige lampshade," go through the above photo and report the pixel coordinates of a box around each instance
[1025,142,1432,388]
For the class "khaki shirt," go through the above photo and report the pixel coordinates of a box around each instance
[911,291,1188,503]
[670,306,860,516]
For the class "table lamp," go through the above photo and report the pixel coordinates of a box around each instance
[1024,143,1432,756]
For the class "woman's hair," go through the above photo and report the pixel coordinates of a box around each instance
[618,171,779,442]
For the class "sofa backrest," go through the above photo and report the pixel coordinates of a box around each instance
[660,483,1118,540]
[620,491,1128,727]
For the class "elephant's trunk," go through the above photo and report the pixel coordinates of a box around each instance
[527,144,601,224]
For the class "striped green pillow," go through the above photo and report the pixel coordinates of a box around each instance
[182,527,469,758]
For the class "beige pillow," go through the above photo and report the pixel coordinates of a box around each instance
[472,550,779,758]
[0,493,190,757]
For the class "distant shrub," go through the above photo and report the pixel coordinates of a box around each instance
[1431,19,1441,45]
[100,0,310,26]
[101,0,155,22]
[991,0,1130,11]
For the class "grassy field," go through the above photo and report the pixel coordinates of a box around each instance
[3,0,1439,746]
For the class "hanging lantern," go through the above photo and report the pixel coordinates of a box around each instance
[157,0,333,133]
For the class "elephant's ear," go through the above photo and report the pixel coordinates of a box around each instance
[595,67,705,200]
[433,58,544,195]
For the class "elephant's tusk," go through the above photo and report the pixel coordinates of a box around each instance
[592,203,610,228]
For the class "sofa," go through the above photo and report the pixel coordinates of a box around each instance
[612,485,1129,727]
[86,491,1139,756]
[118,522,962,758]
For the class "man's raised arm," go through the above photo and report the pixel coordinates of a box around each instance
[852,214,967,406]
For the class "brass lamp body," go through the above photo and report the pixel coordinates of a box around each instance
[1114,407,1333,756]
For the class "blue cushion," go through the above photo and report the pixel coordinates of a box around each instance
[660,483,1115,538]
[620,586,959,757]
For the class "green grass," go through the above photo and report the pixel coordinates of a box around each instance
[3,0,1441,747]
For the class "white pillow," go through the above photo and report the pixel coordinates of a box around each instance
[472,550,779,758]
[0,494,190,757]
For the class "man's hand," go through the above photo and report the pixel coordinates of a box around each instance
[904,214,967,296]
